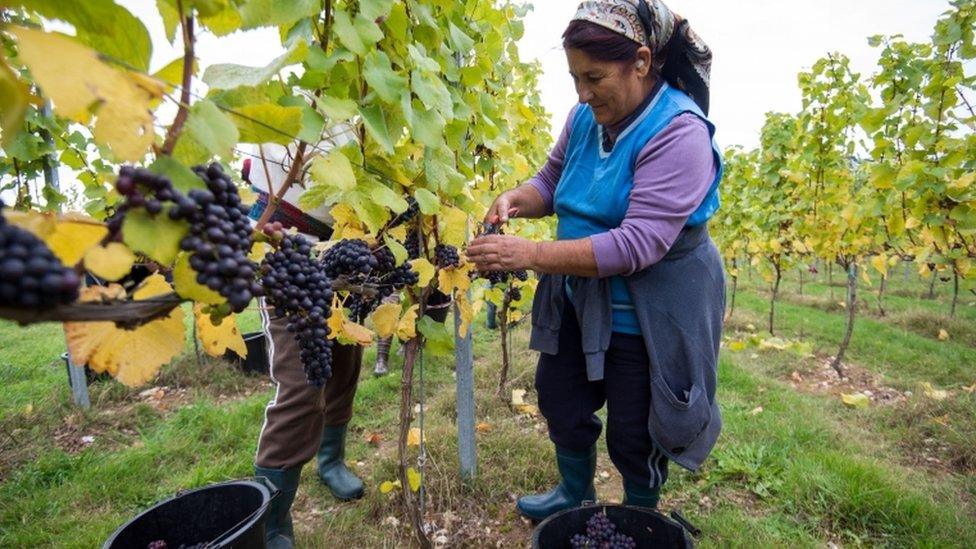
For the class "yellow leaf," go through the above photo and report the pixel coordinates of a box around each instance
[340,318,374,346]
[841,392,870,409]
[509,309,524,323]
[438,262,473,294]
[328,297,346,338]
[47,219,109,266]
[10,28,162,161]
[438,207,468,247]
[514,404,539,415]
[727,340,747,352]
[407,467,421,492]
[921,382,949,401]
[937,329,949,341]
[870,255,888,278]
[194,304,247,358]
[379,480,401,494]
[249,241,267,263]
[173,252,224,304]
[476,422,493,433]
[396,304,419,340]
[65,275,184,387]
[0,59,29,147]
[511,388,526,406]
[407,427,422,447]
[3,209,56,239]
[84,243,135,282]
[411,258,435,287]
[329,203,364,239]
[371,302,402,338]
[456,293,473,338]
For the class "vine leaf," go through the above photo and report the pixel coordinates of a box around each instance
[122,208,188,265]
[410,259,435,287]
[310,149,357,191]
[371,302,401,338]
[437,263,472,295]
[455,292,473,338]
[185,99,239,160]
[406,467,421,492]
[83,243,136,281]
[193,304,247,358]
[64,275,184,387]
[173,252,225,304]
[328,298,374,345]
[9,27,163,161]
[233,103,303,144]
[363,51,408,104]
[6,210,108,266]
[0,61,29,147]
[395,305,418,341]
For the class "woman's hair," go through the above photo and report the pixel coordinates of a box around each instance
[562,20,641,63]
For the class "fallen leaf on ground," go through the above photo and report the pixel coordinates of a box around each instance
[841,392,870,409]
[511,389,526,406]
[937,329,949,341]
[476,422,493,433]
[921,382,949,401]
[748,406,764,416]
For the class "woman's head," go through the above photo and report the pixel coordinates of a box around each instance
[562,19,654,126]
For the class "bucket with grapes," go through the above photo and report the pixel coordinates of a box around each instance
[532,504,695,549]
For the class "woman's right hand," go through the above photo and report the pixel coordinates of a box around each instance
[485,191,520,226]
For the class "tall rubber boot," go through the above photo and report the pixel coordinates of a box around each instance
[516,445,596,521]
[255,465,301,549]
[622,478,661,509]
[317,423,365,500]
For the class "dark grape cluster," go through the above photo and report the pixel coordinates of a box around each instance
[507,286,522,303]
[434,243,461,269]
[112,164,259,313]
[474,223,528,286]
[385,197,419,229]
[404,230,421,260]
[260,234,334,386]
[321,239,376,280]
[0,200,80,308]
[568,512,636,549]
[344,248,419,323]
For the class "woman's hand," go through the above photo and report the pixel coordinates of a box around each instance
[484,191,520,226]
[467,234,539,272]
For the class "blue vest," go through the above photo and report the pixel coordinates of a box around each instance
[554,83,724,334]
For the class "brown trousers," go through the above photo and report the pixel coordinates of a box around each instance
[255,302,363,469]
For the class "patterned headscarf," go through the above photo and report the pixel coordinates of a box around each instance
[572,0,713,114]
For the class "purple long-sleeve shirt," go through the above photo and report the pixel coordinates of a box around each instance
[528,104,717,278]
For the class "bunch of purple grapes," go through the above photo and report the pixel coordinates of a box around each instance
[146,541,207,549]
[568,512,637,549]
[112,164,259,313]
[0,200,80,308]
[474,223,528,285]
[340,243,419,323]
[434,243,461,269]
[259,234,334,386]
[321,239,376,281]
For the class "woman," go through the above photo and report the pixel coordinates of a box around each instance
[467,0,725,521]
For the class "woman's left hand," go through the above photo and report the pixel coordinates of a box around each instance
[467,234,539,272]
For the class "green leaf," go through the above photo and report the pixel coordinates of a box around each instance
[148,156,206,194]
[310,149,357,191]
[157,0,180,43]
[448,22,475,53]
[122,208,188,265]
[409,105,445,148]
[411,70,453,119]
[413,188,441,215]
[14,0,153,71]
[185,100,239,159]
[363,51,408,104]
[360,0,395,21]
[418,315,454,356]
[203,41,308,90]
[232,104,303,144]
[366,179,409,213]
[359,104,396,154]
[316,94,358,122]
[333,10,366,56]
[238,0,320,30]
[347,189,389,233]
[384,234,408,265]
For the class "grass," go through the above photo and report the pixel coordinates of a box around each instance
[0,272,974,547]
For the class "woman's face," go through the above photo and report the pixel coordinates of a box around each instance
[566,47,652,126]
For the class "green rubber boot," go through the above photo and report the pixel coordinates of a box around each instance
[317,423,365,500]
[516,445,596,521]
[255,465,301,549]
[622,478,661,509]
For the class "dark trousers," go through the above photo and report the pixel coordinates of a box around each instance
[535,302,669,489]
[255,301,363,470]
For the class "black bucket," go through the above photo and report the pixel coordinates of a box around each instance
[424,289,451,323]
[223,332,269,376]
[102,478,277,549]
[532,504,694,549]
